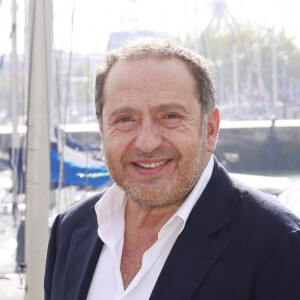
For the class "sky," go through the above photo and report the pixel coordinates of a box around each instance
[0,0,300,55]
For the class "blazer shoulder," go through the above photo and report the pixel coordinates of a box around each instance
[56,189,107,230]
[230,176,300,236]
[210,157,300,234]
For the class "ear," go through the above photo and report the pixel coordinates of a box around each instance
[206,107,220,152]
[97,118,103,135]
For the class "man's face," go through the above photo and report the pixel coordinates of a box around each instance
[100,58,219,208]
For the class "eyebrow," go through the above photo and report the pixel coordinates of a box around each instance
[108,106,138,122]
[153,102,190,114]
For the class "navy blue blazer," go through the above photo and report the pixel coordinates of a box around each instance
[44,158,300,299]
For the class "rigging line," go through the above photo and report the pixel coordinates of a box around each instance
[57,0,76,213]
[11,0,22,205]
[41,0,51,151]
[21,40,26,203]
[52,6,63,151]
[54,48,63,212]
[54,52,62,143]
[85,53,90,191]
[53,7,63,213]
[54,52,62,144]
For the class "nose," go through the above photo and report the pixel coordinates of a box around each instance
[134,118,163,153]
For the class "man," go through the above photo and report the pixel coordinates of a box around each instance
[44,38,300,300]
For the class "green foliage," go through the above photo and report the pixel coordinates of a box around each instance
[185,23,300,116]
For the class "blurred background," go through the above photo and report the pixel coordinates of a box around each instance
[0,0,300,298]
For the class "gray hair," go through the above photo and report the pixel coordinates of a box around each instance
[95,38,216,120]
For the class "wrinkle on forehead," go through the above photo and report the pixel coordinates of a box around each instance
[105,79,170,96]
[104,80,190,105]
[104,57,198,92]
[102,58,200,117]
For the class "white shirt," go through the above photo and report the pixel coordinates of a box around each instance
[87,156,214,300]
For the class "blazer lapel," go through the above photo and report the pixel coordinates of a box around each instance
[63,226,103,300]
[150,158,232,300]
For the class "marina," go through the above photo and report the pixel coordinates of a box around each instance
[1,0,300,298]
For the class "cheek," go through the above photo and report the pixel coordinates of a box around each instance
[163,126,200,150]
[102,130,135,159]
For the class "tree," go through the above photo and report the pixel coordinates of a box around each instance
[185,23,300,119]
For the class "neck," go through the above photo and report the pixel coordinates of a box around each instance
[125,197,181,232]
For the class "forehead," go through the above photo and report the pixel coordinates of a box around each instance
[102,57,197,100]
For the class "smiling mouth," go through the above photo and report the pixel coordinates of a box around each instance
[134,160,170,169]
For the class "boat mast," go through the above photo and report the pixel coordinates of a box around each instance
[271,28,278,116]
[24,0,53,298]
[11,0,20,221]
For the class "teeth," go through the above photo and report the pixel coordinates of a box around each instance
[136,160,168,169]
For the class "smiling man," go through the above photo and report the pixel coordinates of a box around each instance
[100,57,217,210]
[45,39,300,300]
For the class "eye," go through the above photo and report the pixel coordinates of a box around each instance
[160,113,182,128]
[114,116,136,131]
[116,116,132,123]
[164,114,179,119]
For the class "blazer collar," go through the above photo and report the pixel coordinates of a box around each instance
[150,157,232,300]
[63,218,103,300]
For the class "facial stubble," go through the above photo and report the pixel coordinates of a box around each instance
[103,126,208,209]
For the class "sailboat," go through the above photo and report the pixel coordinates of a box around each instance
[1,0,110,298]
